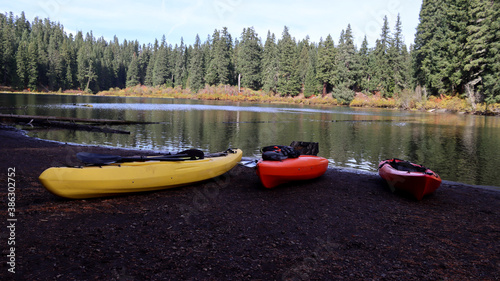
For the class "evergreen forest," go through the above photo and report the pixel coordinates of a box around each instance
[1,0,499,104]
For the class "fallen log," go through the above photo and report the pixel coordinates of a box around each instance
[0,106,27,111]
[0,114,146,134]
[0,114,158,125]
[41,121,130,134]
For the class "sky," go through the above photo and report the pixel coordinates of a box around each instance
[2,0,422,48]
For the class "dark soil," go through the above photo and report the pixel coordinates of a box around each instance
[1,126,499,280]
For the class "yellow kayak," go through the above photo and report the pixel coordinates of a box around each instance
[39,149,242,199]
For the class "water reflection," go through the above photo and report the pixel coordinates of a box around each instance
[1,93,499,187]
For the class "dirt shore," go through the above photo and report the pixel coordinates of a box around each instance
[0,126,499,280]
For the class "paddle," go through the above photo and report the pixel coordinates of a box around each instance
[77,149,205,165]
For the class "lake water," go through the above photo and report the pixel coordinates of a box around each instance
[1,92,499,187]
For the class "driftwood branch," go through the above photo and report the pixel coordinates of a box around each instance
[0,114,157,125]
[0,114,157,134]
[44,121,131,134]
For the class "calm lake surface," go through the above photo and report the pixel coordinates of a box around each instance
[2,93,499,187]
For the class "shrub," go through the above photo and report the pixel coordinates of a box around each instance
[332,86,355,105]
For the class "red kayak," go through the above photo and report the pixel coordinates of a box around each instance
[256,155,329,188]
[378,159,442,200]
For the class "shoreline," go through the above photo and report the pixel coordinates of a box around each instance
[1,126,499,279]
[11,125,500,191]
[2,87,500,116]
[0,128,500,280]
[329,165,500,193]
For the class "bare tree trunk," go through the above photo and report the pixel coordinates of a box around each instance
[238,73,241,92]
[465,77,482,111]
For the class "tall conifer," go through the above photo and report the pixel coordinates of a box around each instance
[126,52,140,87]
[188,34,205,92]
[316,35,335,95]
[173,38,188,88]
[277,26,300,96]
[303,45,319,97]
[372,16,393,96]
[205,28,234,86]
[236,27,262,90]
[152,36,170,86]
[357,36,371,92]
[262,31,279,93]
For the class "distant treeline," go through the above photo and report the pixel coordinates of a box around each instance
[1,1,498,104]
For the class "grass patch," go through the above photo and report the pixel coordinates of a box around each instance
[350,91,499,115]
[11,84,498,116]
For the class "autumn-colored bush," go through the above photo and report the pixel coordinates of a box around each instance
[94,85,499,115]
[350,92,397,108]
[97,85,193,98]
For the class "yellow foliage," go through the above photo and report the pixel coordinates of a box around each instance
[94,85,499,115]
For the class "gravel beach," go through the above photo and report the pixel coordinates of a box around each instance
[1,127,499,280]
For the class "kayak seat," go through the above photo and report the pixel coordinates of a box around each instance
[389,160,427,173]
[261,145,300,161]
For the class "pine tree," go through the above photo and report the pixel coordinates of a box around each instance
[236,27,262,90]
[464,0,500,104]
[297,36,311,85]
[47,32,63,90]
[332,25,357,103]
[218,27,234,85]
[126,52,140,87]
[262,31,279,93]
[205,31,218,85]
[277,26,300,96]
[389,14,410,93]
[173,38,187,88]
[205,28,234,86]
[480,1,500,103]
[152,36,170,86]
[412,0,500,101]
[188,34,205,92]
[0,14,5,83]
[137,44,151,85]
[76,42,90,89]
[27,40,38,90]
[15,30,29,88]
[303,45,319,97]
[444,0,469,94]
[100,40,115,90]
[3,8,499,102]
[316,35,336,95]
[34,19,53,88]
[1,13,17,85]
[372,16,393,96]
[14,12,30,40]
[334,25,357,89]
[356,36,371,93]
[414,0,449,95]
[60,35,76,89]
[144,39,159,86]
